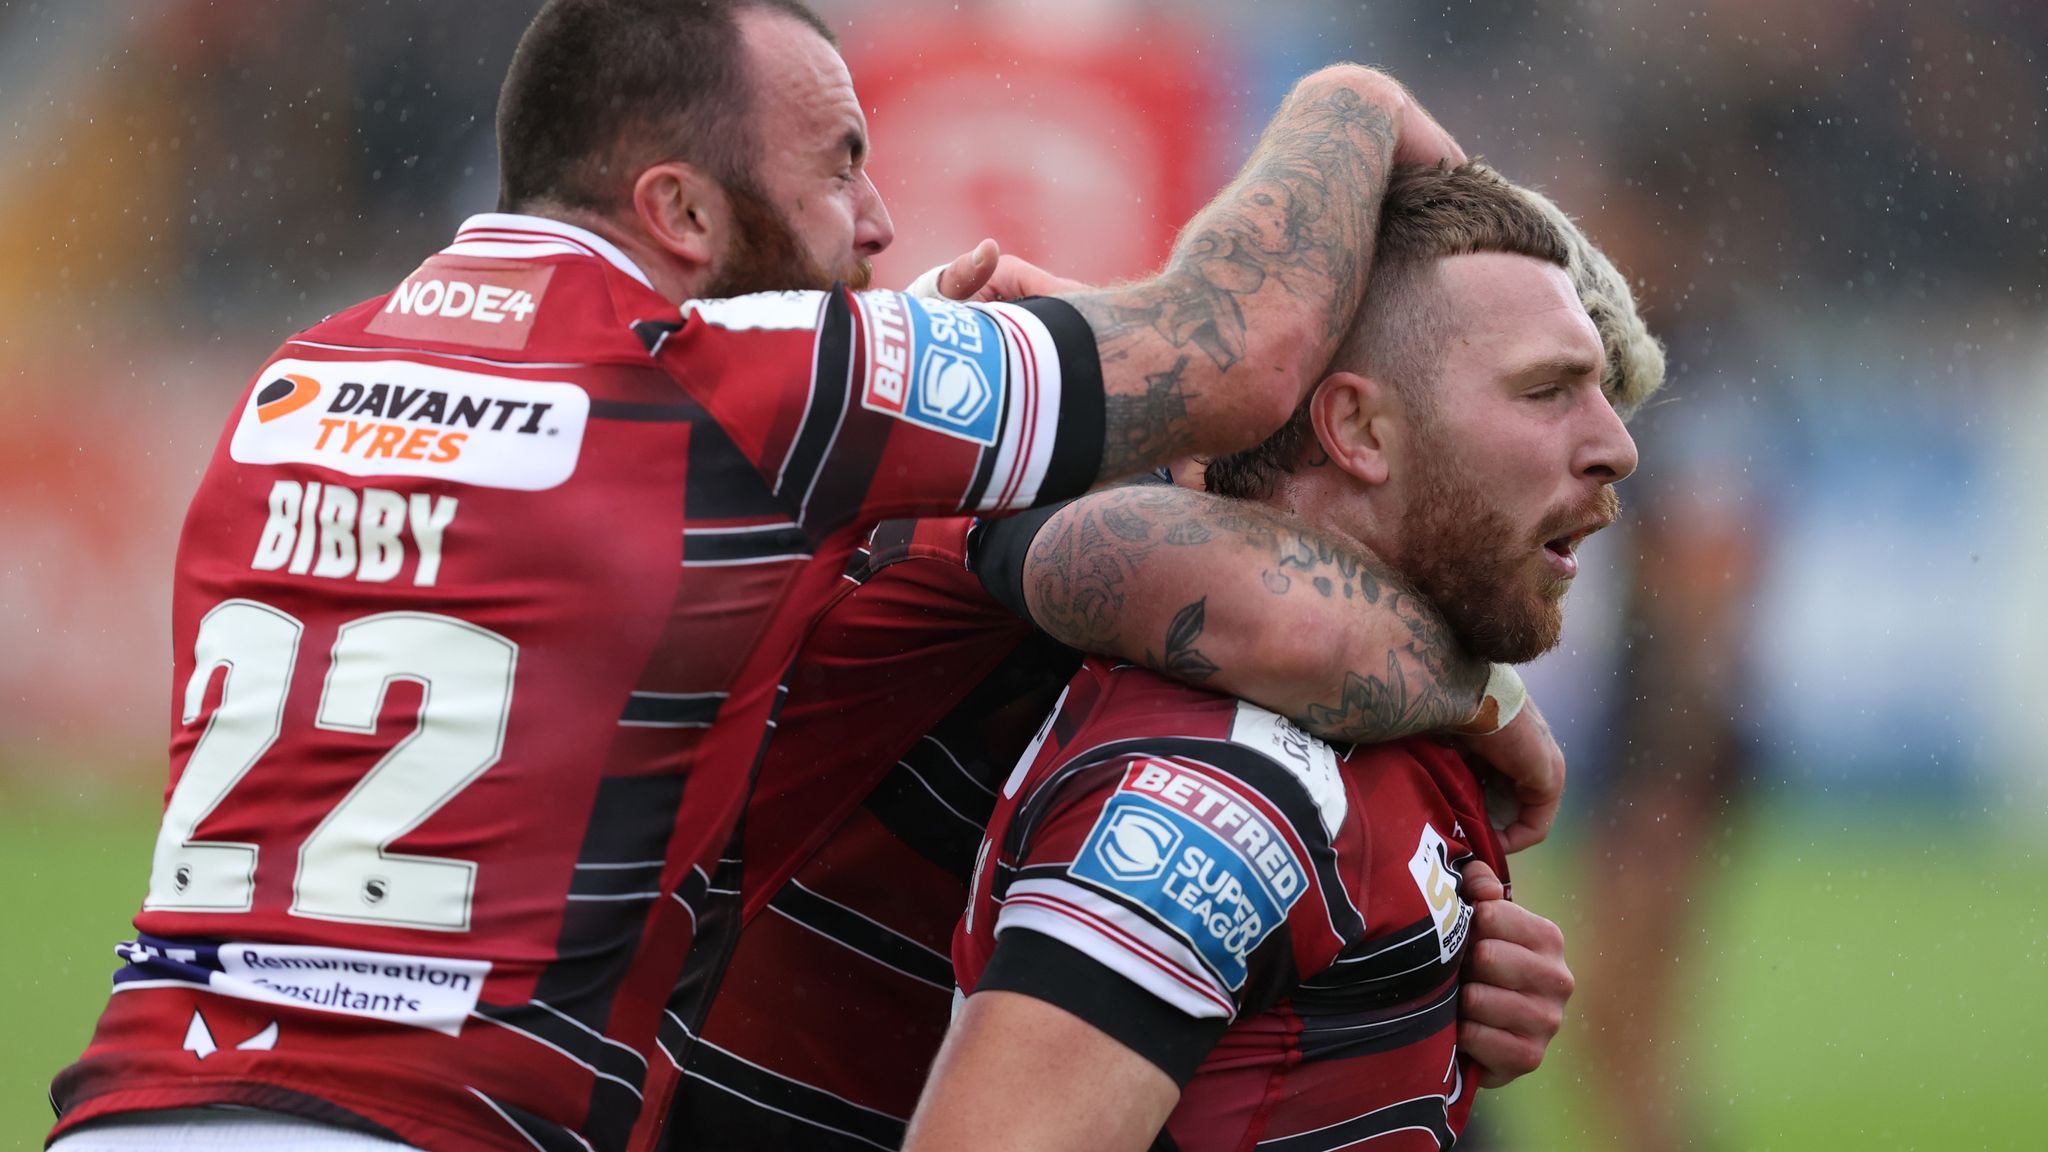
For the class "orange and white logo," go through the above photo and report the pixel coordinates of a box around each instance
[230,358,588,491]
[255,374,323,423]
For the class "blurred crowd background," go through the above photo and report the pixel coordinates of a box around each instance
[2,0,2042,1148]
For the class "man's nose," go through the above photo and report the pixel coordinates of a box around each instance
[1578,392,1638,484]
[855,170,894,257]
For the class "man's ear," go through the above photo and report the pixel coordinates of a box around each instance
[631,161,727,273]
[1308,371,1395,487]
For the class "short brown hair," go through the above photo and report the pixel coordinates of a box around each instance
[1206,162,1569,501]
[496,0,836,213]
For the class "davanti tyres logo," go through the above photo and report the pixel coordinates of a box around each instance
[231,357,590,492]
[255,374,322,423]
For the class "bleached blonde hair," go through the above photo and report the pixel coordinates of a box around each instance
[1518,186,1666,420]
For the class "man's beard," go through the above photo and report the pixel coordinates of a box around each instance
[702,174,873,298]
[1393,437,1619,665]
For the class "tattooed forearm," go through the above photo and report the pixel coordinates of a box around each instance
[1151,598,1222,684]
[1289,586,1488,743]
[1098,355,1197,481]
[1023,482,1185,651]
[1071,68,1402,479]
[1024,484,1488,739]
[1020,497,1147,652]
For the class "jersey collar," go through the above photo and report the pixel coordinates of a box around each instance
[447,212,654,290]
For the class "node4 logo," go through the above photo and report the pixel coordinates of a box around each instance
[365,258,553,352]
[859,292,1006,446]
[1094,806,1183,881]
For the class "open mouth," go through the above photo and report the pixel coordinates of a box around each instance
[1540,520,1609,579]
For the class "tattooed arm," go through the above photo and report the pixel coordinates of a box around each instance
[1058,66,1403,481]
[1021,482,1489,741]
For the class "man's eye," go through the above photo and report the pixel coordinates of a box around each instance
[1526,384,1564,401]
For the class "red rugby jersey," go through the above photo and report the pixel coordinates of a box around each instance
[48,213,1103,1152]
[955,660,1508,1152]
[662,518,1078,1151]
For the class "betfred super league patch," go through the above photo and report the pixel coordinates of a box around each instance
[858,291,1006,446]
[1069,759,1305,990]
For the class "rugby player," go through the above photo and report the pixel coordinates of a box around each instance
[659,176,1663,1147]
[905,163,1652,1152]
[45,1,1453,1149]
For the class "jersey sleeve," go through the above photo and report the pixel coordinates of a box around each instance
[652,288,1105,536]
[739,516,1035,914]
[970,470,1175,623]
[979,736,1361,1081]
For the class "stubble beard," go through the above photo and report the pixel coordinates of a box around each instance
[703,174,873,299]
[1393,433,1581,666]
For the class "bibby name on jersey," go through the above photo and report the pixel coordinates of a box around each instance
[251,480,457,587]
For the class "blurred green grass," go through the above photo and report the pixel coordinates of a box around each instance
[1489,810,2048,1150]
[5,780,159,1152]
[5,785,2043,1150]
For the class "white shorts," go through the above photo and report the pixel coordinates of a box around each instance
[47,1108,422,1151]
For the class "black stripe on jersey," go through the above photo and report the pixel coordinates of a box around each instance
[957,375,1007,511]
[1297,913,1454,1007]
[897,735,1001,829]
[56,1082,410,1146]
[532,772,686,1030]
[672,1038,909,1152]
[861,631,1075,878]
[776,289,854,507]
[620,691,725,728]
[658,830,749,1080]
[1051,700,1083,747]
[1013,297,1107,504]
[468,1087,602,1152]
[474,1002,648,1150]
[683,524,813,566]
[1292,981,1461,1064]
[1294,983,1458,1065]
[1253,1093,1455,1152]
[1013,735,1364,941]
[687,417,797,523]
[590,399,701,423]
[766,880,954,990]
[979,927,1228,1087]
[568,859,667,902]
[862,757,994,881]
[657,676,789,1100]
[656,855,745,1097]
[633,318,685,355]
[797,391,893,536]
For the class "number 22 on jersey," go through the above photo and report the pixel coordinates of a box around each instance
[146,598,517,932]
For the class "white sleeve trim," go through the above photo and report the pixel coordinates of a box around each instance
[997,878,1234,1019]
[976,302,1066,512]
